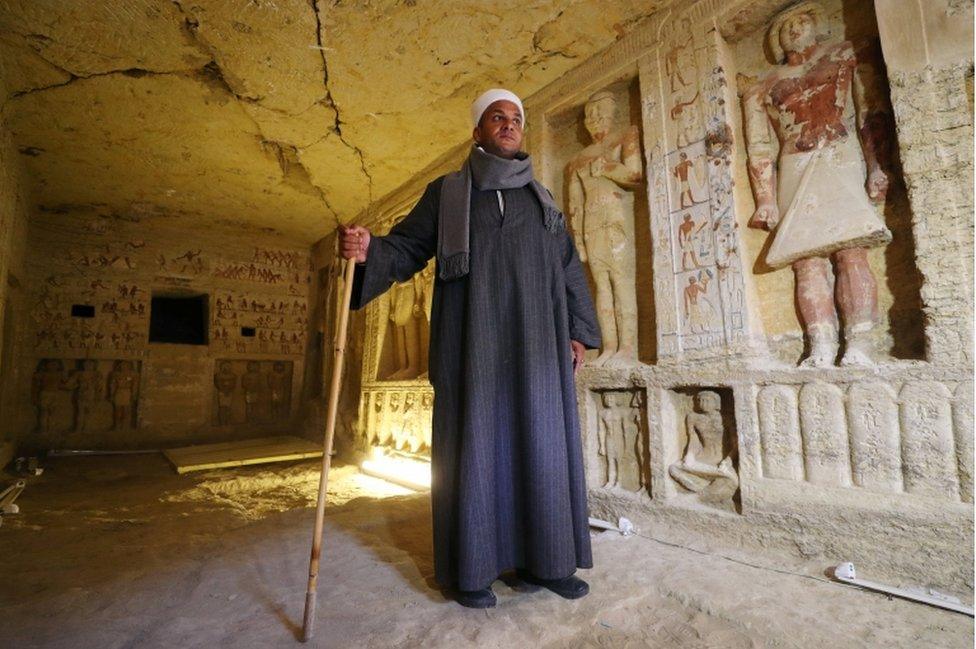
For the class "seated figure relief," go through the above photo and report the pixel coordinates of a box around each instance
[669,390,738,502]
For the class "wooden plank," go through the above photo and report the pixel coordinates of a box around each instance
[164,435,323,474]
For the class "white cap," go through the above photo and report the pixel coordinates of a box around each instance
[470,88,524,128]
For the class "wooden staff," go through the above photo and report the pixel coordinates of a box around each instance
[301,256,357,642]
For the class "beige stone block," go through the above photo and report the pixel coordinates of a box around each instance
[847,381,902,492]
[952,381,973,503]
[757,385,803,481]
[899,381,960,500]
[798,382,851,487]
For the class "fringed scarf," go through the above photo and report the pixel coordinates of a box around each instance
[437,146,565,280]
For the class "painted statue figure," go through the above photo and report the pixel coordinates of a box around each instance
[32,359,65,434]
[214,361,237,425]
[567,90,643,367]
[70,360,104,433]
[241,361,266,423]
[389,280,421,380]
[743,1,893,367]
[268,361,289,418]
[108,360,139,431]
[668,390,737,497]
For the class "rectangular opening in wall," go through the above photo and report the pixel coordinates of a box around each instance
[149,293,208,345]
[70,304,95,318]
[241,326,256,337]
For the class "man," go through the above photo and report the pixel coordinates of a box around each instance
[339,89,601,609]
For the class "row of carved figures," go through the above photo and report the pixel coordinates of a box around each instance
[32,359,140,433]
[360,389,433,454]
[213,360,292,425]
[756,380,973,502]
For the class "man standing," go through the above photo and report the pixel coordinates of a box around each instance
[340,89,601,609]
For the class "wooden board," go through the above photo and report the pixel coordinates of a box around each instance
[163,436,323,474]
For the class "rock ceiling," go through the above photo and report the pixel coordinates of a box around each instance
[0,0,661,242]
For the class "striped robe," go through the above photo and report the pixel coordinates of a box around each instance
[352,177,601,591]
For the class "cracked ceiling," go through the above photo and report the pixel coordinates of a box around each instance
[0,0,661,242]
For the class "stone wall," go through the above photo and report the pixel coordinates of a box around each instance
[0,94,32,445]
[9,211,314,451]
[327,0,974,595]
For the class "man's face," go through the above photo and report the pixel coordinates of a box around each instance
[473,100,523,159]
[780,12,816,55]
[583,97,615,139]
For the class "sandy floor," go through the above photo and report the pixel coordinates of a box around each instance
[0,455,972,648]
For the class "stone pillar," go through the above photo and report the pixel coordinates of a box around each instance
[875,0,974,366]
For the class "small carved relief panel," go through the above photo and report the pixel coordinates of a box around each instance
[212,359,293,426]
[32,358,142,434]
[589,388,648,496]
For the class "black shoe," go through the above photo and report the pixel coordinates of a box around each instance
[516,571,589,599]
[454,587,496,609]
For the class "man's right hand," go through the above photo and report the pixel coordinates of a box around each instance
[339,224,371,263]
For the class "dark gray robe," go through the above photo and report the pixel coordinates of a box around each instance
[352,177,601,591]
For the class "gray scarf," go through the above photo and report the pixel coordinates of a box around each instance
[437,146,565,280]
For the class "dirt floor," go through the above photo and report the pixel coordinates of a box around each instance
[0,455,972,648]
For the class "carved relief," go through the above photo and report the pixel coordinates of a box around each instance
[847,382,902,492]
[32,359,67,434]
[108,360,140,431]
[212,359,293,426]
[68,359,104,433]
[566,90,644,367]
[742,2,894,367]
[899,381,959,500]
[798,382,851,486]
[596,390,645,492]
[358,387,433,455]
[669,389,738,507]
[952,382,973,503]
[757,385,804,480]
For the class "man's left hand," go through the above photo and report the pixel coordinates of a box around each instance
[571,340,586,374]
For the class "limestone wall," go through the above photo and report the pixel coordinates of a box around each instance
[0,97,32,444]
[9,211,314,451]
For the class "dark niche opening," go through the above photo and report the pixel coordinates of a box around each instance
[71,304,95,318]
[240,326,256,337]
[149,293,208,345]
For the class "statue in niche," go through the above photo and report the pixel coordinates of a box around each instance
[669,390,738,500]
[108,360,139,431]
[69,360,104,433]
[214,361,237,426]
[567,90,643,367]
[597,391,643,491]
[32,360,66,433]
[388,280,421,380]
[241,361,267,423]
[268,361,289,418]
[743,1,893,367]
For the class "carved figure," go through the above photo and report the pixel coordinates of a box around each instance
[70,360,104,432]
[241,361,266,422]
[683,270,717,333]
[672,152,705,208]
[32,360,65,433]
[268,361,289,418]
[743,1,893,367]
[597,392,626,488]
[669,391,737,499]
[567,90,643,367]
[108,360,139,431]
[214,361,237,425]
[677,213,707,270]
[388,280,421,380]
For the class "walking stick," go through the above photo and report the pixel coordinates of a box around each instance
[301,255,358,642]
